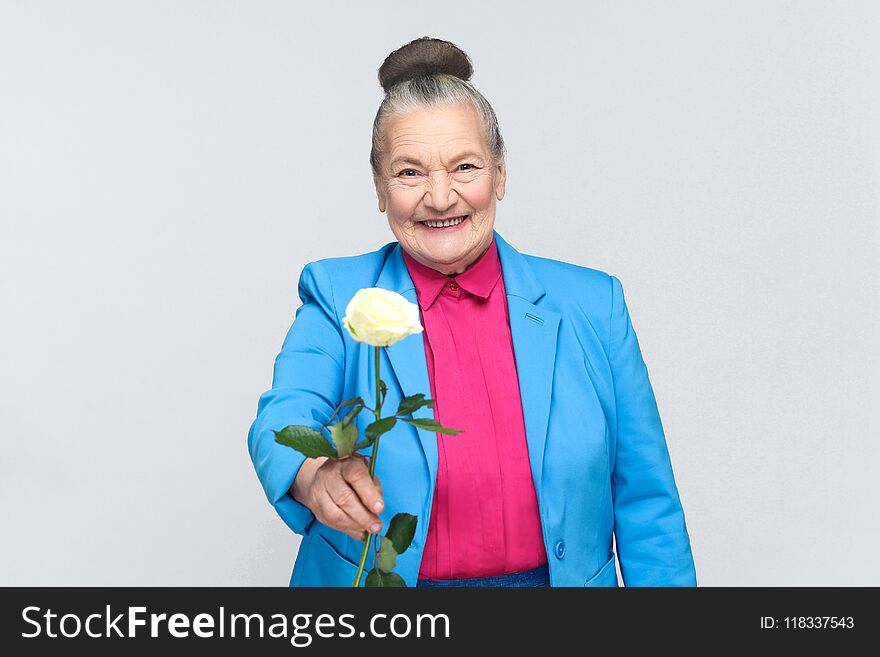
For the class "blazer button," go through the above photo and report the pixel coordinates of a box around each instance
[554,540,565,559]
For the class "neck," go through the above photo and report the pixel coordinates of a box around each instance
[442,243,492,277]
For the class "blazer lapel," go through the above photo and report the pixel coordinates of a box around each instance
[494,231,560,496]
[372,230,560,503]
[374,247,439,505]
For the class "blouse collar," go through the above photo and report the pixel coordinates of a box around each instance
[402,234,503,310]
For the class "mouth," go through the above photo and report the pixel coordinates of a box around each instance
[418,214,470,231]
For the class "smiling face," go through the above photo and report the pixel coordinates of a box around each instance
[373,102,506,276]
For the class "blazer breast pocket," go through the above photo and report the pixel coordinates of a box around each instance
[584,552,619,587]
[297,532,361,587]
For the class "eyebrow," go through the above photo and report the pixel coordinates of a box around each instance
[389,151,485,169]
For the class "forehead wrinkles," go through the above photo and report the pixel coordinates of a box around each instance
[387,132,485,168]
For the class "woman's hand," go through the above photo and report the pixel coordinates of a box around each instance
[290,454,385,541]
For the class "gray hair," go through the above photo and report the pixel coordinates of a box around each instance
[369,38,506,178]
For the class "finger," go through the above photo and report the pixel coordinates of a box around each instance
[314,488,373,541]
[311,493,353,538]
[342,458,385,515]
[310,475,371,539]
[326,472,382,535]
[336,507,375,542]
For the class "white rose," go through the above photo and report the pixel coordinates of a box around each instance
[342,287,424,347]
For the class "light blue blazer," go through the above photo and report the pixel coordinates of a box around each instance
[248,230,697,587]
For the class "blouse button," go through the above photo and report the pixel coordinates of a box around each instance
[448,281,459,291]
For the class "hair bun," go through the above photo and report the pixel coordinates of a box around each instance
[378,36,473,93]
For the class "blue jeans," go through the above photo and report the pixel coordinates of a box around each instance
[416,562,550,587]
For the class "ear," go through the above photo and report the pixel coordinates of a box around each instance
[494,161,506,201]
[373,175,386,213]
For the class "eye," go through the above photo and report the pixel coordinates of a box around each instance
[397,168,419,177]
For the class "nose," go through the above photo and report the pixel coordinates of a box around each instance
[424,170,458,213]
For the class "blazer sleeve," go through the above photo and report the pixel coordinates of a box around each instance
[608,274,697,586]
[247,260,345,537]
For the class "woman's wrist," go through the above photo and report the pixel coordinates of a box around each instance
[290,456,327,506]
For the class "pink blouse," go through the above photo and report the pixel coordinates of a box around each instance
[402,235,548,580]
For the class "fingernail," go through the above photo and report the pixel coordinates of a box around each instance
[373,501,384,512]
[370,523,381,533]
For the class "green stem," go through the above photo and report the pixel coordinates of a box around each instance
[353,346,383,587]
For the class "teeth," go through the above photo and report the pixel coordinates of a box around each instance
[424,215,466,228]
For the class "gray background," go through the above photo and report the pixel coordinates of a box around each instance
[1,1,877,586]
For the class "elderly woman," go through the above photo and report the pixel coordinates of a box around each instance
[248,37,696,587]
